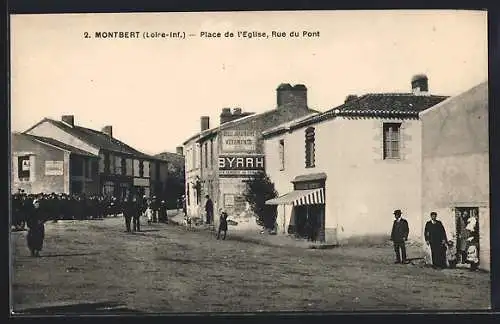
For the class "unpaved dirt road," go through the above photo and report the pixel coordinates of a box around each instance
[11,216,490,313]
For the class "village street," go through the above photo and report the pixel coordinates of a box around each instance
[11,213,490,314]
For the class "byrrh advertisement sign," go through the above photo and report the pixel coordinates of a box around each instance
[221,130,257,152]
[218,155,265,170]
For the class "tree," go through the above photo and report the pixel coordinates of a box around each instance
[242,172,279,230]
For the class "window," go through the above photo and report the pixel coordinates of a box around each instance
[210,139,214,168]
[104,153,110,173]
[109,154,115,174]
[279,139,285,170]
[114,156,122,175]
[383,123,401,159]
[17,155,30,181]
[71,157,84,176]
[187,183,190,205]
[143,161,150,178]
[204,142,208,168]
[139,160,144,177]
[121,157,126,175]
[99,153,105,173]
[305,127,316,168]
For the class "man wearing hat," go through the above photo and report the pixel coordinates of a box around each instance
[390,209,410,264]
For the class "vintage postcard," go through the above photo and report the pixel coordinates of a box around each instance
[9,10,489,314]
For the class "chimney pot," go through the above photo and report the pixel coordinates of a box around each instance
[61,115,75,127]
[276,83,307,108]
[233,107,242,115]
[344,95,358,103]
[200,116,210,131]
[102,125,113,137]
[411,74,429,95]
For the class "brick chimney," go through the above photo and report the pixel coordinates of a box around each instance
[61,115,74,127]
[277,83,307,108]
[411,74,429,95]
[176,146,184,156]
[220,108,232,125]
[102,125,113,137]
[344,95,358,103]
[201,116,210,131]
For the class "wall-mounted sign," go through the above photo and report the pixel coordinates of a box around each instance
[221,130,257,152]
[133,177,150,187]
[219,170,262,177]
[18,156,31,179]
[218,155,265,170]
[45,161,64,176]
[224,194,235,207]
[22,159,30,171]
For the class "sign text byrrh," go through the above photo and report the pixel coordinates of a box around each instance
[218,155,265,170]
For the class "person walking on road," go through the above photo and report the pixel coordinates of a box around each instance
[132,196,141,232]
[26,199,47,257]
[390,209,409,264]
[205,195,214,225]
[216,210,229,240]
[424,211,449,269]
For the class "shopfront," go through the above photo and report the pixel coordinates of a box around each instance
[266,173,326,242]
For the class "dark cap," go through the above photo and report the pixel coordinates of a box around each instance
[393,209,402,215]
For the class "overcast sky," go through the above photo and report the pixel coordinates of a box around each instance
[10,10,488,155]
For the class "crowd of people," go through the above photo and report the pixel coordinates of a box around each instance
[11,189,175,257]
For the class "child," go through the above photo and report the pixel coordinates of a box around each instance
[446,240,457,268]
[217,211,229,240]
[145,204,153,224]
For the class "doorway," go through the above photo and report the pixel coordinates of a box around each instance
[455,207,479,265]
[291,205,325,242]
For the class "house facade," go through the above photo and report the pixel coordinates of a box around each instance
[11,133,99,194]
[420,81,489,271]
[22,115,168,199]
[183,84,319,229]
[264,75,448,244]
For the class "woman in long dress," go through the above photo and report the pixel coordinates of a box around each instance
[26,199,46,257]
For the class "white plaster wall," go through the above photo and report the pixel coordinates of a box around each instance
[265,116,422,244]
[334,117,422,241]
[264,118,342,243]
[26,121,99,155]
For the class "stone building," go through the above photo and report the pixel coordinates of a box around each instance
[263,75,448,244]
[11,132,99,194]
[420,81,489,271]
[183,83,319,228]
[21,115,168,198]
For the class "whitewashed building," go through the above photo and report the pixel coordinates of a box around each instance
[264,75,448,244]
[420,81,489,271]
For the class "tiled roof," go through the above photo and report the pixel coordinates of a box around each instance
[40,119,160,160]
[15,133,98,157]
[264,93,449,136]
[185,106,320,144]
[261,113,320,136]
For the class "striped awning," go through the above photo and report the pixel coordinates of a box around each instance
[265,188,325,206]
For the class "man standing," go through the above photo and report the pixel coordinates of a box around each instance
[132,196,141,232]
[205,195,214,225]
[123,197,132,232]
[424,212,449,269]
[390,209,409,264]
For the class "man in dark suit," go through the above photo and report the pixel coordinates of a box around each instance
[205,195,214,225]
[390,209,409,264]
[424,211,449,269]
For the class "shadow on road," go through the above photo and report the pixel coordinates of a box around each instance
[12,301,143,315]
[39,252,101,258]
[138,229,160,233]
